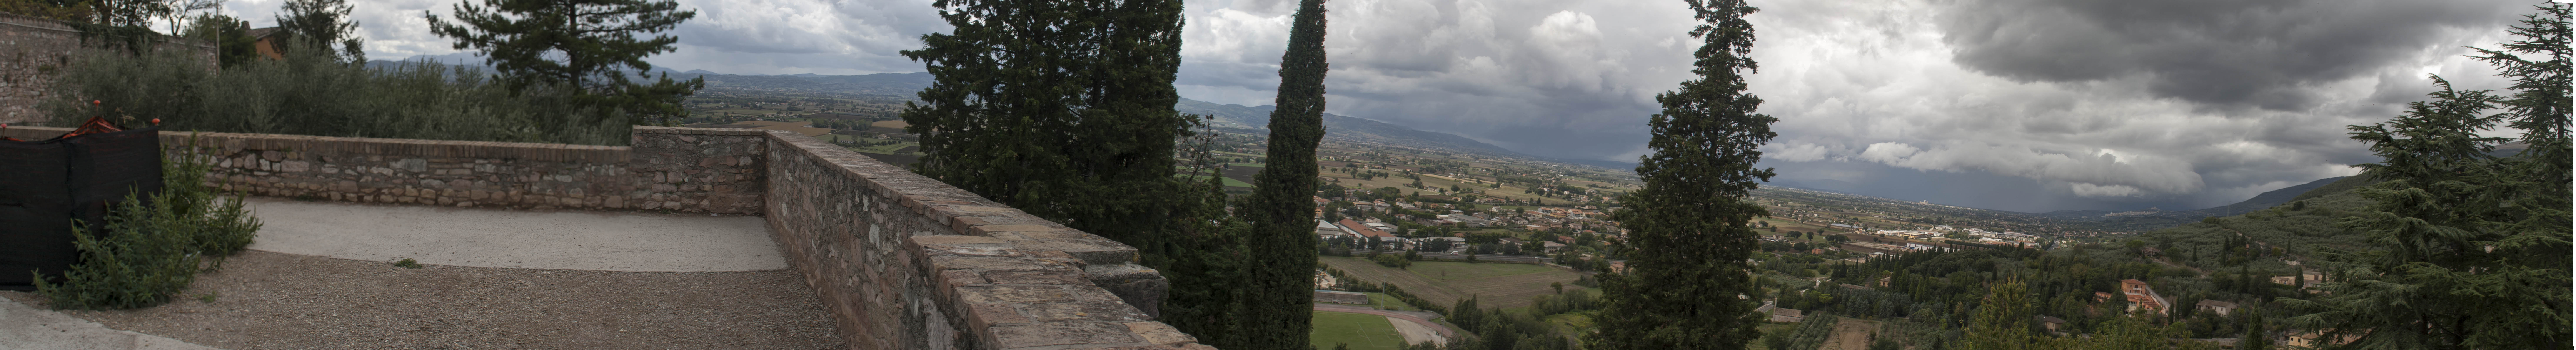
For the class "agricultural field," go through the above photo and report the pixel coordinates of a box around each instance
[1311,311,1407,350]
[1321,257,1587,309]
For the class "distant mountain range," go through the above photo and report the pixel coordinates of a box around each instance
[379,55,1640,171]
[2025,176,2351,229]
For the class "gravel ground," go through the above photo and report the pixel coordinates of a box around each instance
[0,250,845,350]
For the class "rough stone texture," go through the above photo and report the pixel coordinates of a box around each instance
[0,13,217,124]
[0,125,1200,349]
[758,129,1196,349]
[0,126,765,213]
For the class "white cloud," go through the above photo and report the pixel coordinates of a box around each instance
[2068,183,2143,197]
[239,0,2528,211]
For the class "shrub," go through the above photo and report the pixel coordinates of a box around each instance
[32,136,262,310]
[44,46,628,145]
[1370,253,1412,269]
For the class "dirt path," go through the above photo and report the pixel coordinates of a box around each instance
[1316,303,1452,345]
[2,250,842,350]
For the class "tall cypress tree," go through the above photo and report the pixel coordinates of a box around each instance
[899,0,1193,254]
[1585,0,1774,348]
[1242,0,1329,348]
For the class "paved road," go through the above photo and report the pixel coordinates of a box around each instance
[1316,303,1453,344]
[5,197,806,350]
[0,298,216,350]
[246,197,786,272]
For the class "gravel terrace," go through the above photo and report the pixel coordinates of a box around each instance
[1,250,843,350]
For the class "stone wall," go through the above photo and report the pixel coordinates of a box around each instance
[0,126,765,213]
[0,13,217,124]
[0,125,1204,349]
[760,129,1195,349]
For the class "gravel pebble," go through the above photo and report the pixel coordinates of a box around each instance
[1,250,846,350]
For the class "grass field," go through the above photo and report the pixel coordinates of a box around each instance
[1183,174,1255,188]
[1321,257,1587,309]
[1311,311,1406,350]
[1365,292,1418,311]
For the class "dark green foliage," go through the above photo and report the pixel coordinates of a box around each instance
[1241,5,1334,345]
[43,48,629,145]
[33,137,260,310]
[898,0,1241,345]
[427,0,706,125]
[162,137,260,260]
[178,14,261,69]
[2283,5,2573,347]
[274,0,364,63]
[1774,314,1840,350]
[1958,279,2033,350]
[1370,253,1411,269]
[1587,0,1772,349]
[899,0,1192,252]
[394,258,421,269]
[31,191,198,310]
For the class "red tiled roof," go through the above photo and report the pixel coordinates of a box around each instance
[1337,219,1393,238]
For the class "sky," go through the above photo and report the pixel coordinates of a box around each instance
[202,0,2545,213]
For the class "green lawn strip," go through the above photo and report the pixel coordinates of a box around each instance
[1181,174,1255,188]
[1311,311,1408,350]
[1748,323,1800,350]
[1404,261,1558,281]
[1365,292,1416,311]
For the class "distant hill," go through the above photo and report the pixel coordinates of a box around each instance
[2035,176,2353,231]
[387,59,1632,173]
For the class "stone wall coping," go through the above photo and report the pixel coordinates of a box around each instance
[2,126,632,163]
[756,129,1201,349]
[635,125,774,136]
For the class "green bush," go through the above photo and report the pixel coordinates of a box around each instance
[43,46,628,145]
[32,136,262,310]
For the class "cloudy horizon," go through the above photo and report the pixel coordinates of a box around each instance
[200,0,2544,213]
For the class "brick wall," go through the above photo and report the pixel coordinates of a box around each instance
[0,13,217,124]
[0,125,1204,349]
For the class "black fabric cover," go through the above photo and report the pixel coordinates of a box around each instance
[65,126,163,237]
[0,140,75,290]
[0,126,159,290]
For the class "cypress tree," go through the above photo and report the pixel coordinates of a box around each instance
[1585,0,1774,348]
[1241,0,1331,347]
[898,0,1192,254]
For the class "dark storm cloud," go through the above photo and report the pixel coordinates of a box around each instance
[1937,0,2524,110]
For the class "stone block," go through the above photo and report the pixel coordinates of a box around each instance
[1123,322,1198,348]
[986,322,1142,349]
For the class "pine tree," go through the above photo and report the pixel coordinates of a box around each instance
[2282,5,2572,348]
[426,0,706,125]
[1236,0,1330,348]
[898,0,1231,341]
[1959,279,2036,350]
[274,0,364,63]
[1584,0,1774,348]
[898,0,1193,248]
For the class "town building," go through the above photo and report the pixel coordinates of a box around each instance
[2120,279,2171,315]
[2196,299,2238,316]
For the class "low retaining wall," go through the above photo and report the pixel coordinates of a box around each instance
[0,125,1202,349]
[0,126,764,213]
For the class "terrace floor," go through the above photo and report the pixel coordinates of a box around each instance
[0,198,843,350]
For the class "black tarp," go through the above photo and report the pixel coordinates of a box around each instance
[0,126,159,290]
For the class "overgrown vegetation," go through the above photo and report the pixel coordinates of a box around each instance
[33,136,262,310]
[43,47,630,145]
